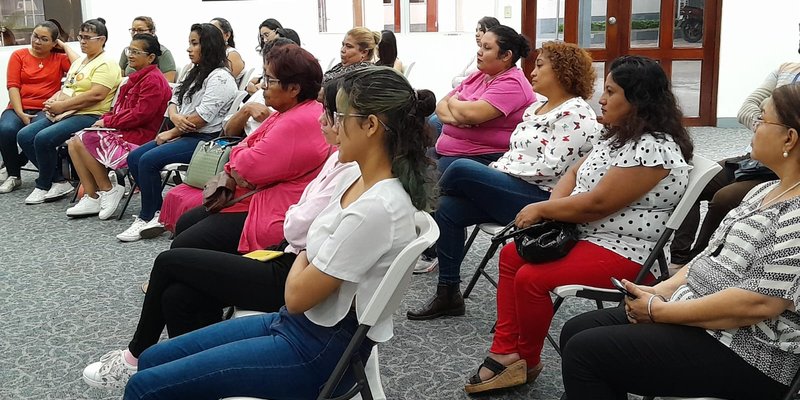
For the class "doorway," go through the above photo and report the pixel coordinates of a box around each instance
[522,0,721,126]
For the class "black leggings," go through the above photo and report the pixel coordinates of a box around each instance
[127,247,296,357]
[172,206,248,254]
[560,307,788,400]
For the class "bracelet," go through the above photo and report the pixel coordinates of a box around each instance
[646,294,668,322]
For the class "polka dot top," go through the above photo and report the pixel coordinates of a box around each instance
[575,132,691,265]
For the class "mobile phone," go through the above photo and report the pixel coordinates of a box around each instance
[610,277,637,299]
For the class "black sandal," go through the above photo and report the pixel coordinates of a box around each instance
[464,357,527,394]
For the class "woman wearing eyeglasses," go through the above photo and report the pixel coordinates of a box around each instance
[64,34,172,219]
[118,16,176,83]
[16,18,122,205]
[0,21,78,194]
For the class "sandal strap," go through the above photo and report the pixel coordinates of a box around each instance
[467,357,508,384]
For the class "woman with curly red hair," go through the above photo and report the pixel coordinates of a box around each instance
[408,41,600,320]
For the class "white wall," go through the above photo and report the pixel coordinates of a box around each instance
[716,0,800,124]
[0,0,793,125]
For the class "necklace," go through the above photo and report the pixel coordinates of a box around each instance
[68,51,104,87]
[759,179,800,210]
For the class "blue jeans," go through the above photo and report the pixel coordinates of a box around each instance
[124,307,374,400]
[0,109,47,177]
[17,114,99,190]
[436,152,504,175]
[435,158,551,284]
[127,134,214,221]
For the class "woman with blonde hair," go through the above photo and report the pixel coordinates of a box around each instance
[322,27,380,83]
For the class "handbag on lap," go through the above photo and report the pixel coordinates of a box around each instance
[494,220,579,263]
[184,136,243,189]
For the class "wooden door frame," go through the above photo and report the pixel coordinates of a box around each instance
[522,0,722,126]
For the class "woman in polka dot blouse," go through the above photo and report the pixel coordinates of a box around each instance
[464,55,694,394]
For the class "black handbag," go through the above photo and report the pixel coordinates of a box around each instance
[494,220,579,263]
[732,158,777,182]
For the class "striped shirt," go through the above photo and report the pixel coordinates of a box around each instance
[737,62,800,131]
[672,181,800,386]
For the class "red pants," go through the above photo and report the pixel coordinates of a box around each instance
[490,240,643,366]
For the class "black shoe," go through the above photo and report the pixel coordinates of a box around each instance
[407,283,465,320]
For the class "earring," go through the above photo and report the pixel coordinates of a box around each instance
[784,151,789,158]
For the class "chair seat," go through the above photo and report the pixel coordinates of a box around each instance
[478,223,505,236]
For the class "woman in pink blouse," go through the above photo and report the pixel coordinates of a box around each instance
[165,44,330,255]
[65,34,171,219]
[434,24,535,174]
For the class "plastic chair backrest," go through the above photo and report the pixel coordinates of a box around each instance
[403,61,415,79]
[665,154,722,230]
[238,68,256,91]
[225,90,248,119]
[326,57,337,71]
[110,77,129,109]
[360,211,439,328]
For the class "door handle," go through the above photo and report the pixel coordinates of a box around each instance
[608,16,617,25]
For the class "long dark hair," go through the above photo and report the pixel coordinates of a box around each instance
[604,55,693,160]
[477,16,500,32]
[35,21,62,52]
[487,25,531,65]
[176,23,227,106]
[211,17,235,48]
[131,33,162,65]
[376,30,398,68]
[338,67,437,211]
[256,18,283,51]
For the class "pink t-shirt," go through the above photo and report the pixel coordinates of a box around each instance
[435,67,535,156]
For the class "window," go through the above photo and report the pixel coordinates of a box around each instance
[0,0,83,46]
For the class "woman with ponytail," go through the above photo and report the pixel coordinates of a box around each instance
[117,66,435,399]
[322,26,380,83]
[211,17,245,85]
[433,24,535,174]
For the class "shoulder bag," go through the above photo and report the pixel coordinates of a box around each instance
[184,136,243,189]
[494,220,579,263]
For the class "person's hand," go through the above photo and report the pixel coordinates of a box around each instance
[170,114,196,133]
[155,130,178,145]
[245,103,271,122]
[623,280,665,324]
[230,169,255,189]
[44,100,67,115]
[17,112,36,125]
[245,81,262,95]
[92,119,105,128]
[514,203,544,228]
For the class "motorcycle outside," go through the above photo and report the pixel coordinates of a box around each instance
[678,3,703,43]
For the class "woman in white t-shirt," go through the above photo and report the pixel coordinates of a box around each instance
[121,66,436,400]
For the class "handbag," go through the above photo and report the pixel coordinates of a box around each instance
[732,157,777,182]
[184,136,243,189]
[494,220,579,263]
[201,171,257,213]
[44,90,77,122]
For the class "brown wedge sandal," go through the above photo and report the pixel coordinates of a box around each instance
[464,357,527,394]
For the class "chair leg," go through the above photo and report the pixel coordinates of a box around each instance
[462,226,480,257]
[595,300,604,309]
[546,296,567,356]
[118,181,138,220]
[463,239,502,299]
[353,357,373,400]
[70,184,79,203]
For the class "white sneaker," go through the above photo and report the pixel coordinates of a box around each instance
[413,255,439,274]
[0,166,8,181]
[24,188,48,204]
[116,216,148,242]
[98,185,125,220]
[82,349,137,389]
[0,176,21,193]
[66,195,101,217]
[44,181,74,201]
[139,211,165,239]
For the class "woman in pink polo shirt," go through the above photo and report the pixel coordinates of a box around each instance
[434,24,535,174]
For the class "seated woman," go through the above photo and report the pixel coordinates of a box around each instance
[82,78,360,389]
[65,34,172,219]
[376,30,404,73]
[408,41,599,320]
[244,18,284,96]
[559,83,800,400]
[157,44,330,255]
[0,21,77,194]
[118,16,176,83]
[210,17,245,86]
[17,18,121,205]
[434,24,535,174]
[322,27,379,84]
[669,61,800,268]
[451,16,500,89]
[462,55,694,394]
[117,23,237,242]
[117,67,434,399]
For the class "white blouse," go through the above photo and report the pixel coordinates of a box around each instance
[170,67,237,134]
[491,97,598,192]
[304,168,417,342]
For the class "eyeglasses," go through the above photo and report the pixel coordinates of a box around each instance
[129,28,151,34]
[78,34,104,42]
[124,47,150,57]
[264,76,281,86]
[333,111,391,131]
[30,33,52,44]
[754,116,793,131]
[260,32,272,39]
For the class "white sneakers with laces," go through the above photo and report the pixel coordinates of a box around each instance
[82,349,137,389]
[24,188,48,204]
[44,181,75,201]
[0,176,21,193]
[98,184,125,220]
[66,195,101,217]
[413,254,439,274]
[0,166,8,181]
[117,211,164,242]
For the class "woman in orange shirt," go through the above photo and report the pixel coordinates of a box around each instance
[0,21,78,193]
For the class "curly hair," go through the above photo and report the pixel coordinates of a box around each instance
[539,41,595,100]
[604,55,693,160]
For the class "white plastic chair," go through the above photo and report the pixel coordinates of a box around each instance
[403,61,415,79]
[110,77,129,108]
[545,154,722,354]
[326,57,337,71]
[222,211,439,400]
[238,68,256,91]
